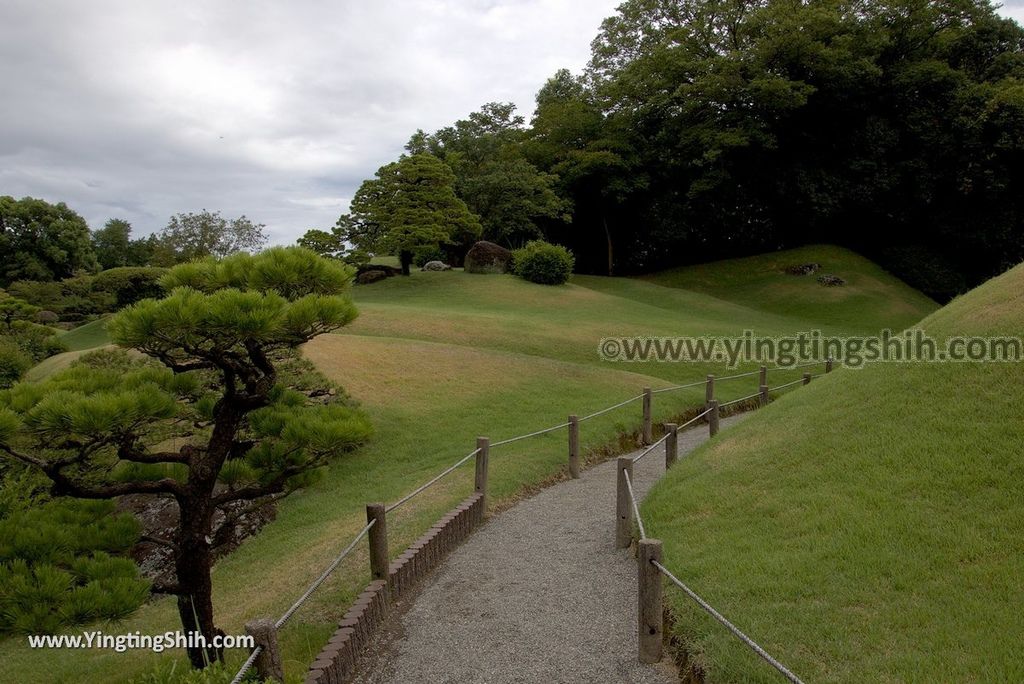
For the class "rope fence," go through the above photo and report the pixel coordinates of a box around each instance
[386,448,480,513]
[622,468,646,541]
[491,422,571,447]
[231,357,834,682]
[652,560,806,684]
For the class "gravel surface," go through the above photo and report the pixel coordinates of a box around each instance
[352,415,748,684]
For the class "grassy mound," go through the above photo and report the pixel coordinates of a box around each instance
[1,245,935,682]
[58,318,111,352]
[642,245,935,332]
[642,262,1024,682]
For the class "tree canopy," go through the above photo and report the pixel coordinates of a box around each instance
[0,247,370,668]
[333,0,1024,299]
[338,153,482,274]
[151,210,268,266]
[0,196,98,285]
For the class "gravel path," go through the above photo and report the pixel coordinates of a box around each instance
[352,415,747,684]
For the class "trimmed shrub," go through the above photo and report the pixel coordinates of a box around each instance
[92,267,168,308]
[0,340,31,388]
[4,321,67,363]
[35,310,59,325]
[0,499,148,634]
[412,246,446,268]
[512,240,575,285]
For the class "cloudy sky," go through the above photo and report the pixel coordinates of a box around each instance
[2,0,1022,246]
[0,0,620,244]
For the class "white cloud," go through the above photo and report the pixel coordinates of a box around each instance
[0,0,619,243]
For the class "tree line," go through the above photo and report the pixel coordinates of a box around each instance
[313,0,1024,301]
[0,197,267,284]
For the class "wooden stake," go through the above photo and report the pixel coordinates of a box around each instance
[663,423,678,469]
[475,437,490,512]
[638,539,664,664]
[568,415,580,479]
[245,618,284,682]
[642,388,653,445]
[616,457,633,549]
[366,503,388,581]
[709,399,720,437]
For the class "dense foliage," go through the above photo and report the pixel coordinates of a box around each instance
[339,153,483,275]
[0,247,371,668]
[512,240,576,285]
[0,496,147,635]
[0,196,98,285]
[331,0,1023,300]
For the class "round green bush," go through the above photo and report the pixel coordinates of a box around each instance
[512,240,575,285]
[0,340,31,388]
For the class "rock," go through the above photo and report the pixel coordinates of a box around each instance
[785,263,821,276]
[356,263,402,277]
[356,269,390,285]
[464,241,513,274]
[817,274,846,286]
[421,260,451,271]
[119,492,276,587]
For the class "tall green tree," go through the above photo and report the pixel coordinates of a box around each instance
[92,219,133,270]
[409,103,570,247]
[0,247,371,668]
[152,210,267,266]
[339,154,482,275]
[0,196,98,285]
[297,228,347,259]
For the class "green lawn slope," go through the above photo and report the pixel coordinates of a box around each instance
[641,244,936,333]
[642,261,1024,682]
[58,317,112,351]
[1,245,935,682]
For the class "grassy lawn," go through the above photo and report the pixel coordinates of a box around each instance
[1,245,936,682]
[642,261,1024,682]
[58,317,112,351]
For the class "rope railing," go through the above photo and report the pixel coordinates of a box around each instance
[769,378,805,392]
[229,646,263,684]
[650,378,706,395]
[718,391,762,409]
[631,431,671,464]
[715,368,764,381]
[622,468,646,541]
[651,560,805,684]
[231,356,832,682]
[386,448,481,513]
[579,393,646,422]
[491,422,571,448]
[276,519,377,628]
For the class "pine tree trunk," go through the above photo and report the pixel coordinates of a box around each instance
[400,250,412,276]
[175,503,223,668]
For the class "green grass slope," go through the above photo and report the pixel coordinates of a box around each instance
[58,317,112,351]
[642,245,936,333]
[1,246,935,682]
[642,262,1024,682]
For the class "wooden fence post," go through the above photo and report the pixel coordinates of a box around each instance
[616,457,634,549]
[705,374,715,408]
[245,618,284,682]
[759,365,767,387]
[638,539,664,664]
[366,503,388,581]
[475,437,490,511]
[642,388,653,445]
[803,372,811,385]
[826,357,834,373]
[759,384,770,407]
[708,399,720,437]
[663,423,678,469]
[568,415,580,479]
